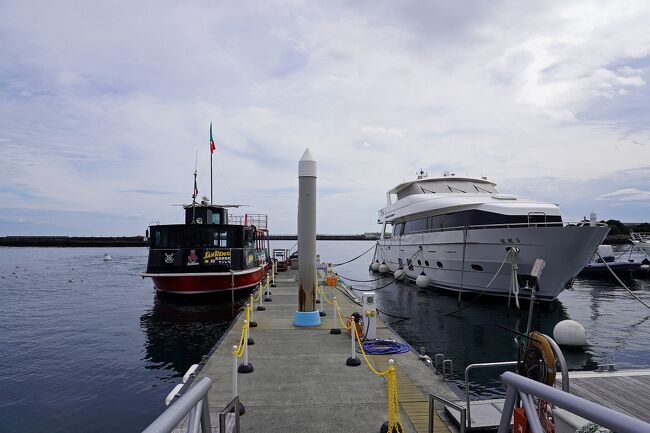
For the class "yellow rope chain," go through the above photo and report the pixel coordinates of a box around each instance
[334,300,353,330]
[318,284,334,305]
[232,304,251,358]
[352,324,403,431]
[252,273,271,302]
[323,282,402,429]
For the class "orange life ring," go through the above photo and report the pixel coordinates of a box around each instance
[529,331,556,386]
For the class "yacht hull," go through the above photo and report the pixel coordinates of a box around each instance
[377,225,608,301]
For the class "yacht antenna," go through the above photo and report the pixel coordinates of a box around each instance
[417,169,428,179]
[191,152,198,224]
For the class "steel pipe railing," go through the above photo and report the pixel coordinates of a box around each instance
[428,393,466,433]
[142,377,212,433]
[497,371,650,433]
[464,361,517,428]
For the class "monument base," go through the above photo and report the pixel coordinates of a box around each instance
[293,310,321,327]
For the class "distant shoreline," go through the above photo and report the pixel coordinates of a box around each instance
[0,234,381,247]
[0,233,632,247]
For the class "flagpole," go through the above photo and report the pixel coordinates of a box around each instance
[210,151,213,204]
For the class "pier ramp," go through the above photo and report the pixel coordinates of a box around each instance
[192,267,457,433]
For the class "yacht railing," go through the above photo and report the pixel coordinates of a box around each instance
[631,231,650,242]
[386,221,607,237]
[230,214,268,230]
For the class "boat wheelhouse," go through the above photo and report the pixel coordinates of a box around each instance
[374,171,609,301]
[142,201,269,295]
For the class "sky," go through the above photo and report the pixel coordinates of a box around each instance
[0,0,649,236]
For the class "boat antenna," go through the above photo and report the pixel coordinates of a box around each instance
[192,152,198,224]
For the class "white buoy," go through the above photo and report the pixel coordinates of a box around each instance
[416,271,430,288]
[370,260,380,272]
[553,320,587,347]
[379,262,389,274]
[103,253,112,261]
[394,268,406,281]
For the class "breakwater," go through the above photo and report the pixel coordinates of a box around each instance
[0,234,382,246]
[0,236,148,247]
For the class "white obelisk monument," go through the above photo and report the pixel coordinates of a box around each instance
[293,148,321,326]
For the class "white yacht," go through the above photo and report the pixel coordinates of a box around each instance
[375,171,609,301]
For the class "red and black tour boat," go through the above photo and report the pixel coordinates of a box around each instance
[142,198,270,295]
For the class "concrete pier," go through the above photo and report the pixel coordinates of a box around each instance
[194,268,458,433]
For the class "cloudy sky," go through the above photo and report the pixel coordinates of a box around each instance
[1,0,649,236]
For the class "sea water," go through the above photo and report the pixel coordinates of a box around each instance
[1,243,648,432]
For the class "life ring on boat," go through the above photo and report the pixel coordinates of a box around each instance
[518,331,556,386]
[347,312,364,338]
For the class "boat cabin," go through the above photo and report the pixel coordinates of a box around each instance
[146,204,268,274]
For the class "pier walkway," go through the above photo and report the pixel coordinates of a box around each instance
[194,268,458,433]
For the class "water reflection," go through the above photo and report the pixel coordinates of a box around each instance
[369,278,600,397]
[139,293,246,376]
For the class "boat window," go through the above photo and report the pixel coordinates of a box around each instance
[152,227,183,249]
[244,229,254,248]
[392,223,404,237]
[437,261,443,268]
[473,184,493,193]
[404,218,427,234]
[447,185,466,193]
[211,212,221,224]
[471,264,483,271]
[216,231,228,247]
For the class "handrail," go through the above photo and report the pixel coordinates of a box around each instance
[218,397,240,433]
[142,377,212,433]
[384,220,606,236]
[428,393,466,433]
[497,371,650,433]
[464,361,518,428]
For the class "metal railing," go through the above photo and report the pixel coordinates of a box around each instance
[429,393,466,433]
[230,214,268,229]
[497,372,650,433]
[463,334,569,430]
[142,377,213,433]
[218,397,240,433]
[382,220,606,237]
[464,361,518,428]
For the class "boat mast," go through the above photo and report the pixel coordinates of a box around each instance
[191,153,198,224]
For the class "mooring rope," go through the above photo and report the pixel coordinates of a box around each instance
[330,243,377,267]
[596,251,650,310]
[443,248,514,317]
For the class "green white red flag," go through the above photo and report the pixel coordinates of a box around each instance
[210,122,216,154]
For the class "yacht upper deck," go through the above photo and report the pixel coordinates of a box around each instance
[388,173,497,202]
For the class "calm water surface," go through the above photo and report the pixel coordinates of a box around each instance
[1,242,649,432]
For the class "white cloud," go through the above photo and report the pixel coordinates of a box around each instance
[1,0,650,234]
[597,188,650,202]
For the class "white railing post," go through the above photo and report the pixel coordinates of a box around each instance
[330,296,341,334]
[346,321,361,366]
[249,299,257,327]
[238,321,254,373]
[232,345,238,399]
